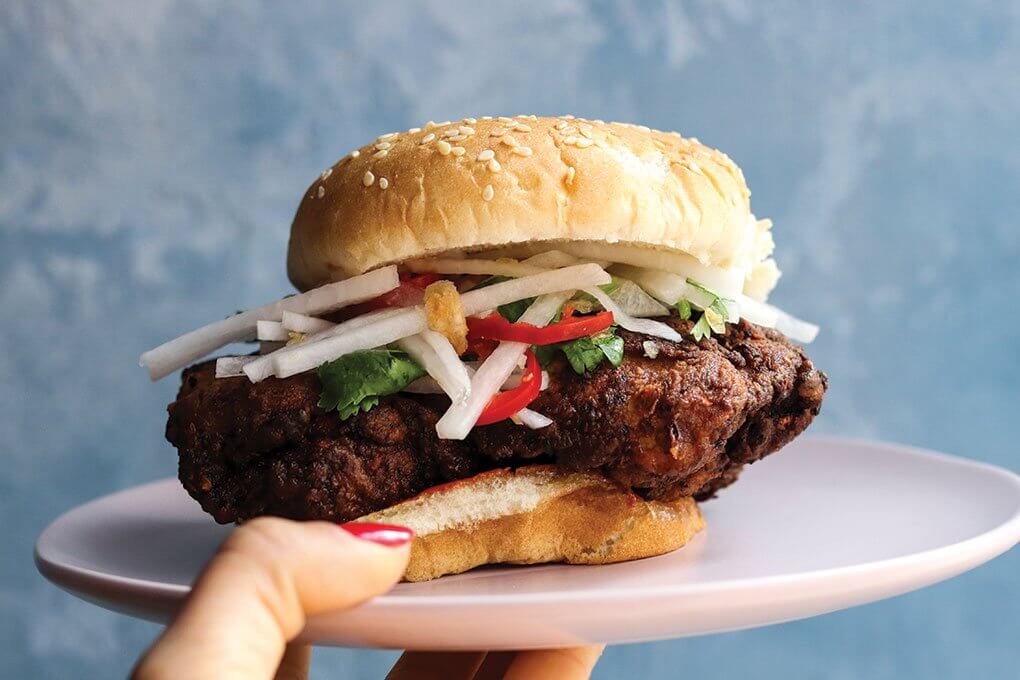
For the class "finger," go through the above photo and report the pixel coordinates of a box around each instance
[502,646,604,680]
[385,651,487,680]
[133,519,411,680]
[471,651,517,680]
[273,644,311,680]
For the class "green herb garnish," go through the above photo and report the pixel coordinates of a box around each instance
[534,327,624,375]
[317,350,426,420]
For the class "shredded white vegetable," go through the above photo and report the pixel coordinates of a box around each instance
[281,311,335,334]
[583,287,684,343]
[515,408,553,429]
[215,356,256,378]
[243,307,406,382]
[608,278,670,317]
[404,368,548,394]
[256,320,289,341]
[396,331,471,404]
[263,264,609,381]
[497,242,746,298]
[139,265,399,381]
[436,291,573,440]
[608,265,736,319]
[405,258,548,278]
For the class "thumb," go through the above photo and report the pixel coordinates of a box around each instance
[133,518,411,680]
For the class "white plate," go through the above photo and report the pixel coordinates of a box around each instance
[35,437,1020,650]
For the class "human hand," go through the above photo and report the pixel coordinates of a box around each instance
[132,517,603,680]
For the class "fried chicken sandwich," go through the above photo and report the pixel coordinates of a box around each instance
[142,115,826,581]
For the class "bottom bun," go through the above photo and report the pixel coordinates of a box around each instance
[355,465,706,582]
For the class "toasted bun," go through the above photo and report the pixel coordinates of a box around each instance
[288,115,774,291]
[354,465,705,582]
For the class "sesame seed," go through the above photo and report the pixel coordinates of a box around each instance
[498,116,512,122]
[452,146,466,156]
[373,149,388,158]
[562,114,575,119]
[635,124,651,133]
[464,117,477,124]
[442,128,460,137]
[512,146,533,156]
[379,177,389,190]
[483,185,494,201]
[408,127,421,133]
[555,121,568,130]
[317,185,325,198]
[350,150,361,158]
[501,135,519,147]
[576,138,594,148]
[375,141,392,150]
[459,125,475,135]
[514,123,532,132]
[320,167,333,180]
[564,136,579,145]
[579,127,593,139]
[437,120,452,126]
[421,133,436,143]
[527,114,538,120]
[566,167,575,185]
[481,116,493,120]
[437,140,452,155]
[488,158,502,172]
[446,134,465,142]
[377,132,397,140]
[426,120,437,129]
[363,171,375,186]
[477,149,495,162]
[490,127,507,137]
[593,119,605,125]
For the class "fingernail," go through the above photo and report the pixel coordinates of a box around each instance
[339,522,413,547]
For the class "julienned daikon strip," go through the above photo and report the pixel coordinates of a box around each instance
[242,308,406,382]
[731,295,778,328]
[266,264,610,381]
[405,251,610,278]
[435,291,573,440]
[583,287,684,343]
[608,278,670,317]
[736,296,819,343]
[520,250,610,269]
[396,331,471,404]
[556,242,746,298]
[405,258,548,278]
[139,265,399,381]
[608,265,737,320]
[515,408,553,429]
[281,311,335,334]
[256,320,289,341]
[215,356,256,378]
[403,368,549,394]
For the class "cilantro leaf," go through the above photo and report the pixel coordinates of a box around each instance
[691,314,712,342]
[683,279,735,340]
[317,350,426,420]
[542,327,624,375]
[470,275,534,322]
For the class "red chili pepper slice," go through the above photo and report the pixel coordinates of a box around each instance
[467,310,614,346]
[475,349,542,426]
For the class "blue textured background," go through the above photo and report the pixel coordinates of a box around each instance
[3,2,1018,677]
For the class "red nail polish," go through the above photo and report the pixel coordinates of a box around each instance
[339,522,413,547]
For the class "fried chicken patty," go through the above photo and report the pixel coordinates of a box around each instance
[167,318,826,523]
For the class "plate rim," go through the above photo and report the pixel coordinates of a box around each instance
[35,435,1020,611]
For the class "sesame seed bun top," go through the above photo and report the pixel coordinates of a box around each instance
[287,115,778,293]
